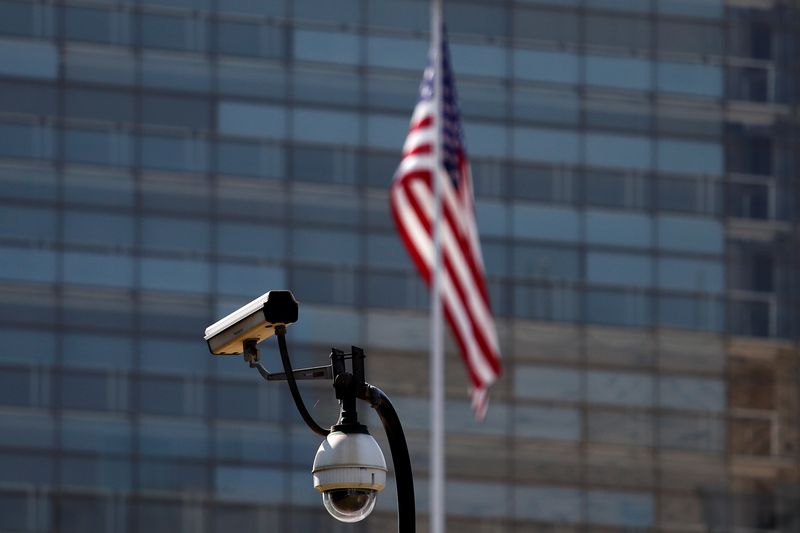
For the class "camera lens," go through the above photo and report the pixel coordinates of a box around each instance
[322,488,377,523]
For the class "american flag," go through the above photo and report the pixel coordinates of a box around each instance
[389,30,501,420]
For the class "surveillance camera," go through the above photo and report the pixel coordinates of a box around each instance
[204,290,299,355]
[312,430,387,523]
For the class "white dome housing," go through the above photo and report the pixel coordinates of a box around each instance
[312,430,387,523]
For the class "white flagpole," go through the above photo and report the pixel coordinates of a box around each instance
[430,1,445,533]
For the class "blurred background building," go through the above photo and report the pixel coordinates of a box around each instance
[0,0,799,531]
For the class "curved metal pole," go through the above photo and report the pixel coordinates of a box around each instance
[273,326,330,437]
[361,384,416,533]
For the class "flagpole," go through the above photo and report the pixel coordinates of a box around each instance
[430,1,445,533]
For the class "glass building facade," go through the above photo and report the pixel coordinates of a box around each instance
[0,0,798,531]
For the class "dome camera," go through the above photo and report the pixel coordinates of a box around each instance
[312,430,387,523]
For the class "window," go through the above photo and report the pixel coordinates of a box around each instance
[659,414,724,451]
[63,253,134,289]
[64,129,132,166]
[514,486,581,522]
[216,221,286,260]
[512,87,579,125]
[0,38,57,79]
[588,411,653,446]
[0,205,57,242]
[216,139,283,178]
[0,366,31,407]
[588,491,654,528]
[0,122,53,159]
[294,29,359,65]
[660,296,723,332]
[0,247,57,283]
[61,457,131,491]
[658,138,723,176]
[365,114,408,150]
[450,42,506,78]
[515,285,579,321]
[292,108,360,145]
[293,66,359,106]
[586,210,652,247]
[587,252,653,288]
[513,204,580,242]
[142,216,210,253]
[140,258,210,293]
[216,263,285,297]
[64,211,134,248]
[215,422,286,462]
[659,376,725,412]
[366,35,428,70]
[514,8,578,43]
[141,134,207,172]
[585,14,649,48]
[515,406,581,441]
[586,56,651,91]
[588,370,653,406]
[139,376,199,417]
[514,365,580,401]
[0,1,37,37]
[513,244,580,281]
[658,258,724,293]
[65,46,135,85]
[142,94,210,129]
[61,414,130,454]
[141,52,210,92]
[217,59,286,99]
[586,133,651,170]
[215,466,287,503]
[141,13,205,52]
[294,0,360,24]
[216,20,285,58]
[139,419,208,458]
[218,101,286,140]
[140,460,208,492]
[292,228,359,266]
[0,491,29,531]
[62,333,133,370]
[513,127,579,164]
[658,61,723,97]
[514,49,578,84]
[63,6,119,44]
[657,215,723,254]
[586,289,652,327]
[294,266,355,306]
[66,88,134,123]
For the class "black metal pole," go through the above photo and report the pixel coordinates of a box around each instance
[361,384,416,533]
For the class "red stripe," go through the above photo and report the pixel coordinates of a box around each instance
[403,144,432,158]
[409,115,433,132]
[399,177,501,378]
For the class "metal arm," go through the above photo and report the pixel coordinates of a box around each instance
[252,326,330,437]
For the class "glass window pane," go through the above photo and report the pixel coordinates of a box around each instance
[65,46,135,85]
[586,133,651,170]
[217,59,285,98]
[140,258,210,293]
[588,491,654,528]
[141,53,210,92]
[62,414,130,454]
[216,263,285,297]
[658,61,723,97]
[659,376,725,412]
[658,258,724,293]
[514,486,582,522]
[63,252,134,289]
[450,42,506,77]
[658,138,723,175]
[0,246,56,283]
[515,406,581,441]
[64,211,134,247]
[64,6,118,44]
[512,87,579,125]
[366,35,428,70]
[292,108,359,145]
[216,20,284,58]
[218,101,286,139]
[140,419,208,458]
[292,228,359,266]
[294,29,359,65]
[0,38,57,79]
[587,252,653,288]
[588,411,653,446]
[141,216,210,253]
[586,289,652,327]
[141,13,204,51]
[657,215,723,254]
[659,414,724,451]
[513,127,579,164]
[586,210,652,247]
[515,366,580,401]
[513,49,578,84]
[587,370,653,406]
[586,55,651,90]
[513,244,580,281]
[513,205,580,242]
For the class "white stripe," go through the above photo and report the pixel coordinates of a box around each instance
[402,128,436,155]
